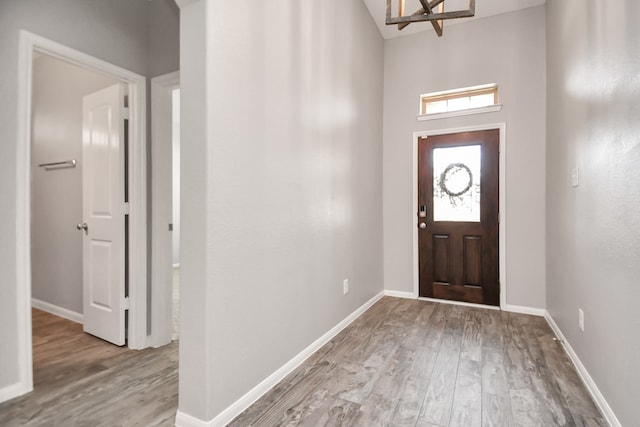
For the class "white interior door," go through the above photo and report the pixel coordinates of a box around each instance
[81,83,126,346]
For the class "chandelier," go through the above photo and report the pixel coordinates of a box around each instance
[386,0,476,37]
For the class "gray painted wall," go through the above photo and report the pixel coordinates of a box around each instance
[149,0,180,78]
[31,55,117,315]
[383,6,547,309]
[0,0,178,394]
[177,0,384,420]
[545,0,640,424]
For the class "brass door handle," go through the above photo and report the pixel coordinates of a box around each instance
[419,223,427,229]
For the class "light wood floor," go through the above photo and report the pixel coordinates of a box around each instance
[230,297,606,426]
[0,309,178,426]
[1,299,605,426]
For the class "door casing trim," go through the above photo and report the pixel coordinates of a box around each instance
[412,123,507,309]
[14,30,148,400]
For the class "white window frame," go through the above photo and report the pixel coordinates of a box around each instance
[417,83,502,121]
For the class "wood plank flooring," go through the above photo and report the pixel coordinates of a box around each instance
[229,297,606,427]
[1,299,606,426]
[0,309,178,426]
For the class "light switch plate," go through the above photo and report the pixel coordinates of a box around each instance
[578,308,584,331]
[571,167,579,187]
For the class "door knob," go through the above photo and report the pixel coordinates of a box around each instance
[76,222,88,232]
[419,222,427,229]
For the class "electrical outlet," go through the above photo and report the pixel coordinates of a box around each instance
[343,279,349,295]
[578,308,584,332]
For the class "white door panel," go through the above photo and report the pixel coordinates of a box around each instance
[82,83,126,346]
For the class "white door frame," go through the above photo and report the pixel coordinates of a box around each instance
[14,30,148,398]
[150,71,180,347]
[412,123,507,309]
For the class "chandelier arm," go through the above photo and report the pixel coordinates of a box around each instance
[416,0,443,36]
[397,0,446,32]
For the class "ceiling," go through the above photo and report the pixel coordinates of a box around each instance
[362,0,546,39]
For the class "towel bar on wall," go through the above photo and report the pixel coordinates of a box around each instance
[38,160,77,170]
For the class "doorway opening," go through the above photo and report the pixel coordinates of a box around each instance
[417,130,499,305]
[412,124,507,309]
[15,31,148,397]
[30,53,120,326]
[150,71,180,347]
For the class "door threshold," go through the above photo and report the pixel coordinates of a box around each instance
[418,297,501,311]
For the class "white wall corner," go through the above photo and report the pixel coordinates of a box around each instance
[502,304,546,317]
[384,290,416,299]
[0,381,32,405]
[174,0,202,9]
[174,410,208,427]
[544,312,622,427]
[175,292,385,427]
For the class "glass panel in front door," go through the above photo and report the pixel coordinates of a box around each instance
[433,144,481,222]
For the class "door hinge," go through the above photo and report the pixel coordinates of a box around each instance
[497,211,501,223]
[123,202,130,215]
[122,107,130,120]
[123,296,130,310]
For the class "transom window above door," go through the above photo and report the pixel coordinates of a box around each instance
[418,83,501,120]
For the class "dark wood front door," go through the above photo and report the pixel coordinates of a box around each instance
[418,129,499,306]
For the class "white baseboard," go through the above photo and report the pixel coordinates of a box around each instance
[384,290,416,299]
[387,292,541,315]
[31,298,83,324]
[174,411,204,427]
[544,312,621,427]
[175,291,385,427]
[384,292,543,315]
[502,304,546,317]
[0,380,32,404]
